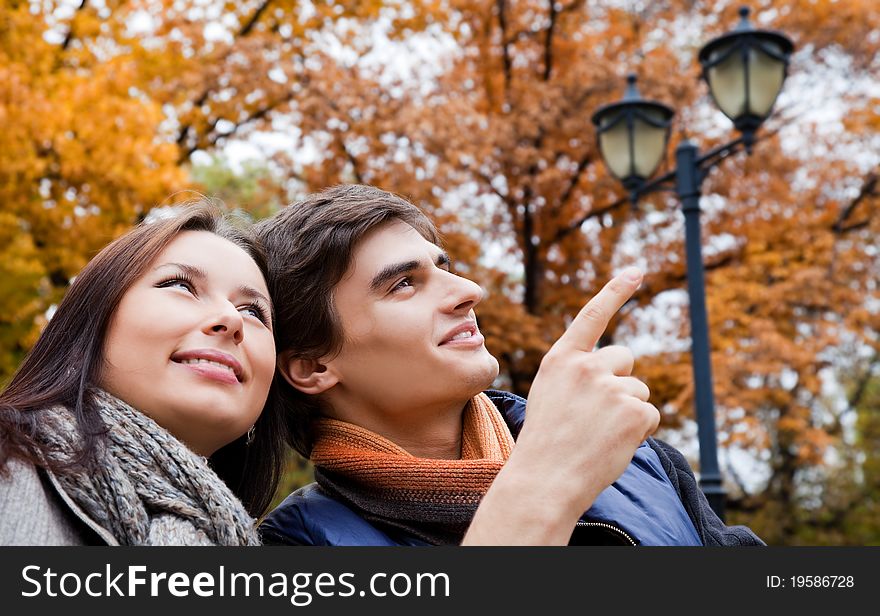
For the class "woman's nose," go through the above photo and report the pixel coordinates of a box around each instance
[205,303,244,344]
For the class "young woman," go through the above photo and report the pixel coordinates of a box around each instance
[0,204,289,545]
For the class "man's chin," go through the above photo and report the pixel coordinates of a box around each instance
[463,356,500,395]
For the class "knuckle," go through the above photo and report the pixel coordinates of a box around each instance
[566,357,590,378]
[593,345,612,358]
[598,345,633,363]
[547,347,596,368]
[611,345,634,362]
[580,303,607,324]
[540,349,562,369]
[645,403,661,425]
[577,353,603,374]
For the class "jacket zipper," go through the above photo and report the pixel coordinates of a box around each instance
[575,520,637,546]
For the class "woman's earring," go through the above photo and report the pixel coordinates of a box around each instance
[246,425,256,446]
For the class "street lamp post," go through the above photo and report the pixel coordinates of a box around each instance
[590,7,794,521]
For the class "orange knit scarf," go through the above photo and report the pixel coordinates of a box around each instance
[310,392,515,544]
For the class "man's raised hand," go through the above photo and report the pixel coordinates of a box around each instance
[464,268,660,545]
[516,267,661,505]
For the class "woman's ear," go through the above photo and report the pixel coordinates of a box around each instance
[277,351,339,395]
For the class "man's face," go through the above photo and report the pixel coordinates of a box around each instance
[323,220,499,420]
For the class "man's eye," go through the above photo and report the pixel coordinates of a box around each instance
[392,277,413,292]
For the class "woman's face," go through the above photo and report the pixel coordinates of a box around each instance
[101,230,276,456]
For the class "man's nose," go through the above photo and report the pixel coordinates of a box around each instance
[442,272,484,313]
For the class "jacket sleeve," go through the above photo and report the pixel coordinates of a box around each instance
[647,438,765,546]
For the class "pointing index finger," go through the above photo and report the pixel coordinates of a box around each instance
[554,267,643,353]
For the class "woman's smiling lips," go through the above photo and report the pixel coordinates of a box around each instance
[170,348,244,385]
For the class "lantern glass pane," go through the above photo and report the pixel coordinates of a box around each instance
[599,119,633,180]
[632,110,669,178]
[707,42,746,120]
[748,42,785,116]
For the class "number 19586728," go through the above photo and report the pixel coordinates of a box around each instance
[767,575,854,588]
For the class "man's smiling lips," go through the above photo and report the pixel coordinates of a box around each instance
[170,348,244,384]
[439,321,484,347]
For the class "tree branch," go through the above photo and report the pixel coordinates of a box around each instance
[848,352,880,411]
[833,168,878,234]
[178,91,296,163]
[60,0,88,52]
[341,140,365,184]
[557,153,593,210]
[239,0,274,37]
[473,169,512,207]
[542,0,558,81]
[541,0,586,81]
[551,193,629,244]
[175,90,212,157]
[629,247,743,305]
[495,0,512,102]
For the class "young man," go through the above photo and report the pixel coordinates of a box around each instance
[255,184,762,546]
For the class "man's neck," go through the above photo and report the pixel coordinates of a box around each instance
[392,421,463,459]
[323,394,471,460]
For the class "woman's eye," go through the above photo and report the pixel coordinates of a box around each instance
[240,304,270,326]
[157,277,196,294]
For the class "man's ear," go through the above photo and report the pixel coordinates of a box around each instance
[277,351,339,395]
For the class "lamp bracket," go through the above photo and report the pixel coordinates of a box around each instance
[627,134,746,206]
[694,136,747,174]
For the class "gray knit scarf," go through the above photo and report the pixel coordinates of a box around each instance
[36,389,260,546]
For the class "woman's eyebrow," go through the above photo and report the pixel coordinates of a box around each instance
[237,285,272,309]
[153,262,208,280]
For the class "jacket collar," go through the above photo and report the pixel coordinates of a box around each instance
[484,389,527,439]
[43,468,118,545]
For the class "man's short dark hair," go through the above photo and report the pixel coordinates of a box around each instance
[255,184,440,457]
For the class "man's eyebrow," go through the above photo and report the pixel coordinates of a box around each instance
[369,251,450,293]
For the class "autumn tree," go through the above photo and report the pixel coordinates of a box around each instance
[0,2,184,383]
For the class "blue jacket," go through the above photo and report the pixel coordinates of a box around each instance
[260,391,764,546]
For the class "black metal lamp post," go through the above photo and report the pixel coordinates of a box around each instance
[590,6,793,521]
